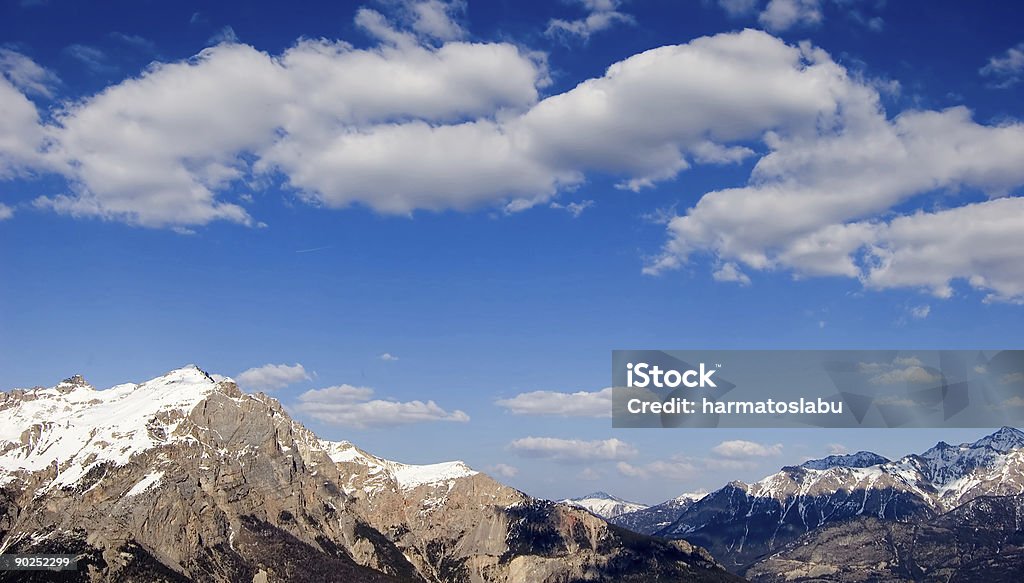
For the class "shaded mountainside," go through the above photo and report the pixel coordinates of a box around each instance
[0,367,741,583]
[609,492,706,535]
[654,427,1024,571]
[744,495,1024,582]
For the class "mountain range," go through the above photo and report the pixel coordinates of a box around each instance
[0,367,741,583]
[600,426,1024,581]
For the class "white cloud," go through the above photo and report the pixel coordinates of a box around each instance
[0,48,59,97]
[236,363,310,391]
[496,387,613,417]
[616,458,698,480]
[508,437,637,462]
[717,0,760,17]
[868,365,940,385]
[712,439,783,458]
[405,0,467,42]
[712,262,751,285]
[0,24,1019,305]
[379,352,400,361]
[0,202,13,220]
[981,42,1024,88]
[909,304,930,320]
[827,443,848,455]
[999,396,1024,408]
[488,463,519,478]
[0,71,51,178]
[646,73,1024,303]
[293,384,469,428]
[110,32,158,53]
[297,384,375,403]
[546,0,635,41]
[999,372,1024,385]
[64,44,113,73]
[758,0,823,31]
[549,199,594,218]
[20,21,548,227]
[208,25,239,45]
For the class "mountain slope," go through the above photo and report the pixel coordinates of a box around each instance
[0,367,742,583]
[745,494,1024,582]
[610,492,707,535]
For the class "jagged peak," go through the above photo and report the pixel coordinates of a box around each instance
[58,374,91,388]
[799,451,890,470]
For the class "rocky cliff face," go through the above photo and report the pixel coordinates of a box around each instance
[0,367,741,583]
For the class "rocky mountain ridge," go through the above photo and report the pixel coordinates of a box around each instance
[0,366,742,583]
[609,491,708,535]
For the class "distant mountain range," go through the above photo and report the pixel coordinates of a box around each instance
[597,426,1024,581]
[0,367,741,583]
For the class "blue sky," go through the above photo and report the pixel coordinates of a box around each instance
[1,0,1023,504]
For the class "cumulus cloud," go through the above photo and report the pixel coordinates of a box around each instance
[712,439,783,458]
[0,20,1020,305]
[0,202,13,220]
[712,262,751,285]
[616,458,698,480]
[508,437,637,462]
[496,387,613,417]
[827,443,848,455]
[746,0,882,32]
[981,42,1024,88]
[293,384,469,428]
[644,57,1024,304]
[236,363,310,391]
[379,352,400,361]
[487,463,519,478]
[758,0,823,31]
[404,0,467,42]
[546,0,635,41]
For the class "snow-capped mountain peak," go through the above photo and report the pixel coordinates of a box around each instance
[972,426,1024,452]
[0,365,232,489]
[561,491,648,519]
